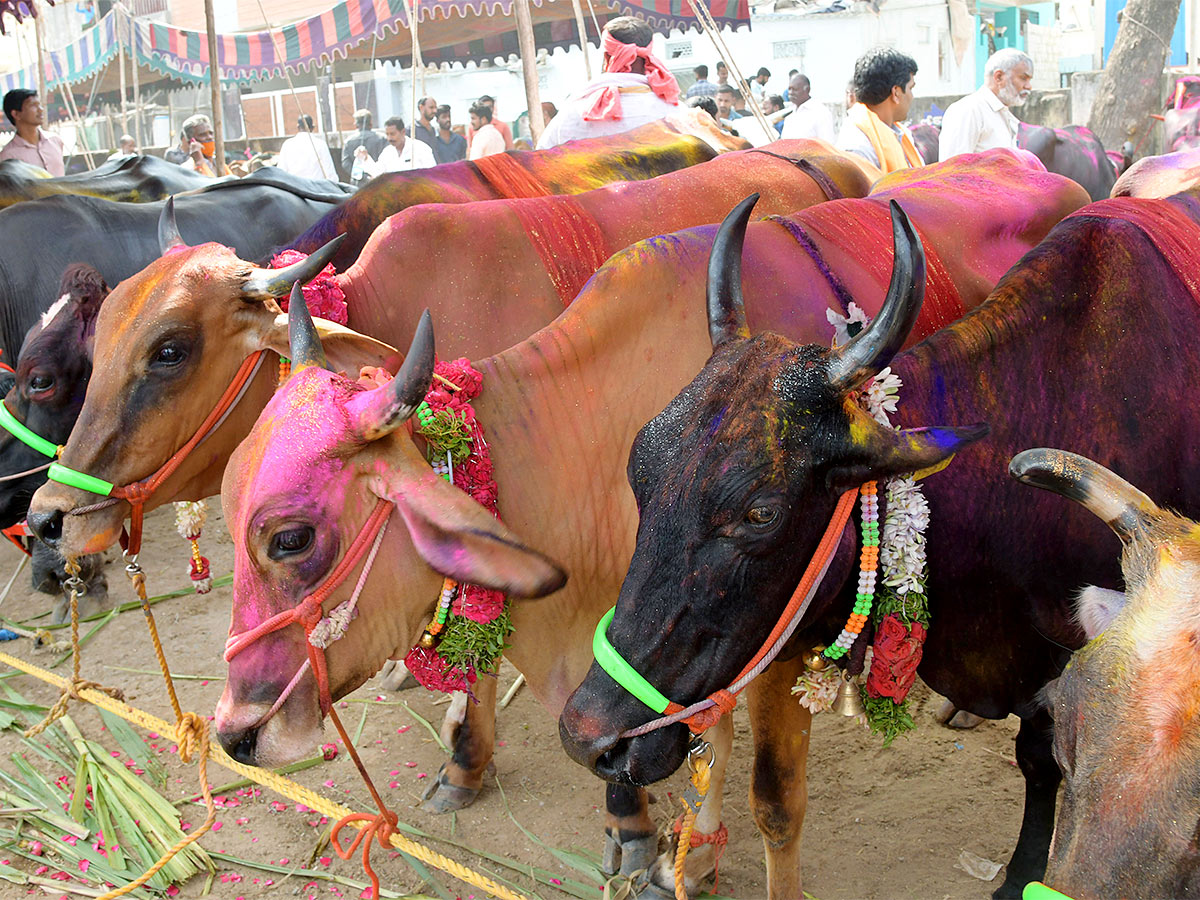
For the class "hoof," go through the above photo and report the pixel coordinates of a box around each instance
[419,764,481,814]
[933,699,985,730]
[377,660,417,692]
[600,833,656,878]
[639,840,715,900]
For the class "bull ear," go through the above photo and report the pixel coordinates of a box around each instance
[1075,585,1127,639]
[158,197,187,254]
[374,466,567,598]
[827,411,988,490]
[1009,448,1160,545]
[242,234,345,299]
[346,311,435,441]
[707,194,758,349]
[827,201,925,391]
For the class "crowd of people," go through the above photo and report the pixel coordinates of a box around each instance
[0,18,1036,186]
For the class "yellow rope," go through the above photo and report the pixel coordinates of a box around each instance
[0,648,529,900]
[674,753,711,900]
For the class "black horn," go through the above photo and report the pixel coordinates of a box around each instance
[707,193,758,349]
[242,234,346,299]
[1010,448,1160,544]
[827,200,926,391]
[158,197,187,254]
[352,310,436,441]
[286,283,329,371]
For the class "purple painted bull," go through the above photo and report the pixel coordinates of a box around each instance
[1011,448,1200,899]
[559,187,1200,898]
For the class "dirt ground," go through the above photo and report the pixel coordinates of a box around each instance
[0,502,1028,900]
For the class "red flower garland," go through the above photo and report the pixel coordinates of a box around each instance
[865,614,927,702]
[269,249,348,325]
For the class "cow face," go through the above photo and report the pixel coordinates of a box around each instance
[559,198,985,785]
[216,296,565,767]
[0,264,106,528]
[26,201,391,558]
[1012,449,1200,899]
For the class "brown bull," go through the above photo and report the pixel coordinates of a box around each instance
[206,153,1088,895]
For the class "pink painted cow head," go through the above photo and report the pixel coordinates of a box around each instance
[1012,448,1200,899]
[215,293,566,767]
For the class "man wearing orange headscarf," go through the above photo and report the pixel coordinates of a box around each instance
[837,48,924,174]
[536,16,680,150]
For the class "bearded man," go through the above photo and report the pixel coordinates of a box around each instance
[939,49,1033,160]
[536,16,680,150]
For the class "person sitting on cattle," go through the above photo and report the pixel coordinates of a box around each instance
[432,104,467,164]
[179,114,229,177]
[355,115,437,175]
[276,114,337,182]
[837,47,923,173]
[106,134,136,162]
[939,48,1033,160]
[468,104,507,160]
[781,72,835,144]
[0,89,65,176]
[342,109,387,185]
[537,16,681,150]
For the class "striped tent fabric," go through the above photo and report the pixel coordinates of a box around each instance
[0,7,118,93]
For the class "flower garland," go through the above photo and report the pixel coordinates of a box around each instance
[794,303,932,745]
[389,358,511,696]
[268,249,349,325]
[173,501,212,593]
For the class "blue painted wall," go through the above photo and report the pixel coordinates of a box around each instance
[974,1,1057,85]
[1103,0,1185,66]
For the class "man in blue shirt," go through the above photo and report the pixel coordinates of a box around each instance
[432,105,466,164]
[685,65,718,99]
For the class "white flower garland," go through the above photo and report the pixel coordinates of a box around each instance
[793,303,931,714]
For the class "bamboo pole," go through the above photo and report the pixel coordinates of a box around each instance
[406,0,422,169]
[203,0,226,173]
[128,11,143,149]
[33,11,47,100]
[513,0,545,143]
[570,0,592,80]
[117,29,129,137]
[59,82,96,169]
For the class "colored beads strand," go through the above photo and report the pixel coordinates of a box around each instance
[824,481,879,660]
[419,405,458,647]
[278,356,292,384]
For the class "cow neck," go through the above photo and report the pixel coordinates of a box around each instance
[49,349,269,556]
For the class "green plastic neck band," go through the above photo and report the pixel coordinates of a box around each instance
[1023,883,1073,900]
[592,608,672,715]
[47,463,114,498]
[0,400,59,459]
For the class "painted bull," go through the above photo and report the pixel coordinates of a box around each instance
[1019,123,1117,201]
[1011,449,1200,899]
[202,154,1087,895]
[0,155,213,209]
[0,169,349,358]
[1111,146,1200,198]
[558,187,1200,898]
[282,113,743,271]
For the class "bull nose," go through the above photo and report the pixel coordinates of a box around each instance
[559,714,624,774]
[218,726,259,765]
[27,507,63,548]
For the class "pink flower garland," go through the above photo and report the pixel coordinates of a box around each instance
[268,249,348,325]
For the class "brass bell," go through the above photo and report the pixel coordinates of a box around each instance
[803,646,829,672]
[831,674,866,718]
[418,631,437,649]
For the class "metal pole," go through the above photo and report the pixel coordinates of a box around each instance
[513,0,545,143]
[570,0,592,80]
[128,11,143,148]
[203,0,225,173]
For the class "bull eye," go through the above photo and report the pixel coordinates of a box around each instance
[745,505,780,529]
[151,341,188,368]
[28,374,53,393]
[268,526,315,560]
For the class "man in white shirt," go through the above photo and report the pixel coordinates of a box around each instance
[275,115,338,181]
[938,48,1033,160]
[750,67,771,100]
[356,115,437,175]
[536,16,681,150]
[469,104,507,159]
[780,73,835,145]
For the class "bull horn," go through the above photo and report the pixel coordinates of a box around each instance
[707,193,758,349]
[351,310,436,441]
[827,200,926,391]
[1009,448,1160,543]
[158,197,187,254]
[287,283,329,371]
[242,234,346,299]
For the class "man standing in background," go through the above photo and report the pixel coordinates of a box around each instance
[0,90,64,175]
[837,48,923,173]
[468,104,507,160]
[412,96,439,151]
[343,109,387,185]
[466,95,515,153]
[685,65,718,99]
[276,115,337,181]
[781,73,835,144]
[433,105,466,164]
[939,48,1033,159]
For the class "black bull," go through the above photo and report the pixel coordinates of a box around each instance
[560,189,1200,898]
[0,155,213,209]
[0,168,349,360]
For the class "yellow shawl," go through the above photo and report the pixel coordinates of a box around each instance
[847,103,923,173]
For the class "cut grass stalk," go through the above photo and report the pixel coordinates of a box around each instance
[205,849,429,898]
[103,666,223,681]
[9,573,234,631]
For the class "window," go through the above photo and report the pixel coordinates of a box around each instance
[773,39,807,61]
[665,40,693,59]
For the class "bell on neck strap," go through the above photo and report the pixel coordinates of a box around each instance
[831,673,866,718]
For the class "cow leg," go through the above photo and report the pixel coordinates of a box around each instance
[993,708,1059,899]
[602,784,656,878]
[420,675,497,813]
[747,653,811,900]
[639,713,733,898]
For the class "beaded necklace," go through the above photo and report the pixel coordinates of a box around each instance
[822,481,877,661]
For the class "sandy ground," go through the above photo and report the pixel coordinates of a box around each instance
[0,502,1028,900]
